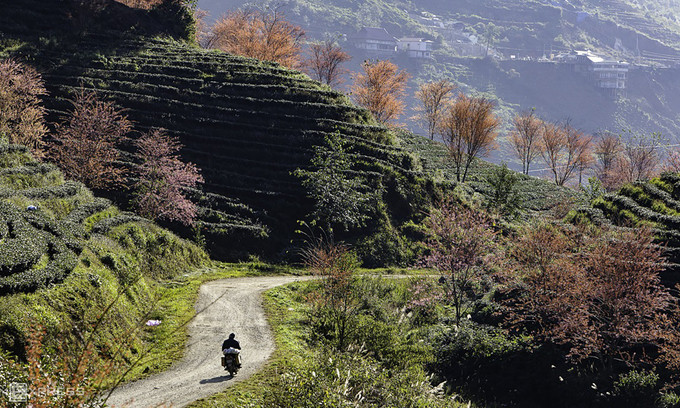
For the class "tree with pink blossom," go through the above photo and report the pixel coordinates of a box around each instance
[132,129,203,225]
[422,199,497,324]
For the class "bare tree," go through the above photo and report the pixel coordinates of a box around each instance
[303,40,351,88]
[539,120,592,186]
[663,150,680,173]
[350,60,410,126]
[594,131,624,191]
[509,110,542,175]
[413,79,456,140]
[439,93,500,183]
[620,131,662,183]
[208,8,305,69]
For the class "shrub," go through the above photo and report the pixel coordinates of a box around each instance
[264,347,458,408]
[430,320,537,403]
[612,370,659,407]
[485,162,521,219]
[354,226,413,267]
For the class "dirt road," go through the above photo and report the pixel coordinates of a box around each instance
[106,275,313,408]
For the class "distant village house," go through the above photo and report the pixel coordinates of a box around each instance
[350,27,397,56]
[559,50,629,95]
[351,27,434,59]
[397,38,433,59]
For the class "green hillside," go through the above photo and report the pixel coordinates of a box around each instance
[581,173,680,273]
[0,142,207,366]
[0,0,440,262]
[398,131,576,214]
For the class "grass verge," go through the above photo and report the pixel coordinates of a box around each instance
[186,280,312,407]
[119,261,306,383]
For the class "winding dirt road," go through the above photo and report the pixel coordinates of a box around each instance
[107,275,313,408]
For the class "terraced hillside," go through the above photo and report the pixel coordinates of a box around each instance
[571,173,680,277]
[0,140,208,369]
[46,38,430,257]
[0,144,147,295]
[397,132,576,214]
[0,0,435,261]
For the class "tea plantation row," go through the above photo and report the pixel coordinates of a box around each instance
[0,145,148,295]
[23,35,432,260]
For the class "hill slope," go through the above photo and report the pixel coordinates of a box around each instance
[0,141,207,366]
[1,0,439,262]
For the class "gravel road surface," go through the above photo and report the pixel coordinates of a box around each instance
[106,275,312,408]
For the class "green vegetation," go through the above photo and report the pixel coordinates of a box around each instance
[397,130,576,215]
[0,141,210,393]
[3,2,680,407]
[122,260,304,381]
[188,277,467,408]
[0,0,442,264]
[580,172,680,270]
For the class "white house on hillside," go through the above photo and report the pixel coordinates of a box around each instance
[397,38,433,59]
[559,50,629,95]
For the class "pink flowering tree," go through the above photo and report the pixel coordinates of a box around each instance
[50,90,131,189]
[132,129,203,225]
[422,199,497,324]
[663,151,680,173]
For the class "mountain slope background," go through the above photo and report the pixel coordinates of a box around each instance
[0,0,579,265]
[199,0,680,169]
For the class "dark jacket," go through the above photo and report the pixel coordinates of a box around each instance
[222,338,241,350]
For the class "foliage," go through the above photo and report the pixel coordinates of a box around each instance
[354,225,415,268]
[0,201,81,295]
[429,320,536,404]
[132,128,203,225]
[302,39,351,88]
[196,278,464,407]
[612,370,660,406]
[0,59,47,158]
[49,90,131,191]
[397,131,577,214]
[294,133,376,233]
[422,199,496,324]
[439,93,500,183]
[263,346,460,408]
[301,235,361,350]
[503,224,674,368]
[485,162,521,219]
[0,326,111,407]
[351,60,409,127]
[208,8,305,69]
[414,79,456,140]
[580,176,605,201]
[149,0,198,42]
[0,32,430,262]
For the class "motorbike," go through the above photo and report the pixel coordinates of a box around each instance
[221,348,241,376]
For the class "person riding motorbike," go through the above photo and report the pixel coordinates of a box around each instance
[221,333,241,372]
[222,332,241,352]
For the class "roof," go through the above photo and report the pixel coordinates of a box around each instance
[351,27,396,42]
[398,37,432,42]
